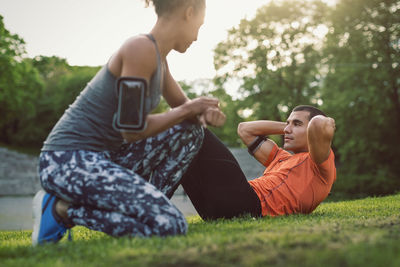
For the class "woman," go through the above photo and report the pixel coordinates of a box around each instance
[32,0,225,245]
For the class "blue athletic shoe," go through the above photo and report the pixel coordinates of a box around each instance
[32,190,70,245]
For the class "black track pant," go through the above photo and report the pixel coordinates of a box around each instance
[181,129,262,220]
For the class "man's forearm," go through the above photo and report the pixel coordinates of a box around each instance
[237,120,286,146]
[307,115,336,164]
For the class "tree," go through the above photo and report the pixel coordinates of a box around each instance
[321,0,400,196]
[0,15,43,145]
[207,85,244,146]
[0,25,100,147]
[214,0,329,126]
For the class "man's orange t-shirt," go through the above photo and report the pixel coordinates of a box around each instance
[248,144,336,217]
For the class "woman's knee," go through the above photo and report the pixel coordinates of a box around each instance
[170,212,188,236]
[38,151,67,193]
[175,121,204,149]
[154,209,188,236]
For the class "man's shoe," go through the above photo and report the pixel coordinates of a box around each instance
[32,190,69,245]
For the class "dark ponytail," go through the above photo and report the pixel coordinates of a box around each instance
[144,0,205,17]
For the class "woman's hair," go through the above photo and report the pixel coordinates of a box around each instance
[144,0,205,17]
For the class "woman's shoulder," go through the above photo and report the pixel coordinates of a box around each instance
[120,35,156,58]
[111,35,158,78]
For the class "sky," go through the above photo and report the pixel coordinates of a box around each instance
[0,0,269,82]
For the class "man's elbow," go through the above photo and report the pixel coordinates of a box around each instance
[237,122,247,138]
[308,115,335,140]
[308,115,325,130]
[237,122,253,145]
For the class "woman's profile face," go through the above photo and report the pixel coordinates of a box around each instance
[175,5,205,53]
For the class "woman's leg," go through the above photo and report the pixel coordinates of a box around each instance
[181,129,262,220]
[38,122,203,238]
[111,121,204,198]
[39,150,187,237]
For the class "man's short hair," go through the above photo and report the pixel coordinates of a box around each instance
[292,105,326,120]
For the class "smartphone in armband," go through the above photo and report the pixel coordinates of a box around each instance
[113,77,148,132]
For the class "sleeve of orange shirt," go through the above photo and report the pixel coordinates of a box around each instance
[262,143,279,167]
[312,149,336,184]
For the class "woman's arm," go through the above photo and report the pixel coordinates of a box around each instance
[237,120,286,165]
[121,98,220,142]
[115,37,220,142]
[162,61,189,108]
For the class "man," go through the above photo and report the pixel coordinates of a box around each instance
[181,105,336,219]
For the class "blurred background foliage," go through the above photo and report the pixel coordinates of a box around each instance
[0,0,399,199]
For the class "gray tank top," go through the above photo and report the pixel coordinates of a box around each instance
[42,34,163,152]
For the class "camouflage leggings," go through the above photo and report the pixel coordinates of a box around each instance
[39,122,203,237]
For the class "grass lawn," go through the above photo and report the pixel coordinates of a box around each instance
[1,194,399,267]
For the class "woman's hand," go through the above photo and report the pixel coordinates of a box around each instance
[182,96,220,117]
[183,98,226,128]
[202,107,226,127]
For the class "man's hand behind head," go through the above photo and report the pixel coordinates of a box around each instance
[307,115,336,164]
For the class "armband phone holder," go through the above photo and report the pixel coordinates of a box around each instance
[113,77,148,132]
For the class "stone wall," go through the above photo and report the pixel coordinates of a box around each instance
[0,148,41,195]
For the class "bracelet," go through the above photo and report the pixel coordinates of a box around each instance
[248,135,268,156]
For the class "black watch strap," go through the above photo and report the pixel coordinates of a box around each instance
[248,135,267,156]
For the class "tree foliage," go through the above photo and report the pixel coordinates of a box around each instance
[213,0,400,197]
[0,15,43,144]
[0,15,99,146]
[214,0,329,123]
[321,0,400,196]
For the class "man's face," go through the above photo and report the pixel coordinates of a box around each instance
[283,111,310,153]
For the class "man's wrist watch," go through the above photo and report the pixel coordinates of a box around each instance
[248,135,268,156]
